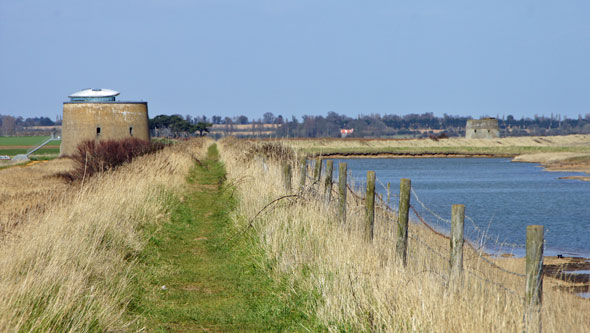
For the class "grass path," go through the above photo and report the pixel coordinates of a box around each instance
[130,144,320,331]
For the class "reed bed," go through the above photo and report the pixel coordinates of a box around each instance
[220,138,590,332]
[0,139,206,331]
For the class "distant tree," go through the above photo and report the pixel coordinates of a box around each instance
[236,115,249,124]
[149,114,201,137]
[0,116,16,136]
[194,122,212,137]
[263,112,275,124]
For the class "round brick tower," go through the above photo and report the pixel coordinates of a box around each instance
[60,89,150,156]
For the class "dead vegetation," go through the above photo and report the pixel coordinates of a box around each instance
[59,138,167,182]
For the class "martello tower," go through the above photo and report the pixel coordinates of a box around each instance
[60,89,150,156]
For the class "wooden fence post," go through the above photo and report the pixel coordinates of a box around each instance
[365,171,376,242]
[525,225,544,333]
[396,178,411,266]
[338,162,347,224]
[313,158,322,185]
[282,162,292,193]
[299,158,307,191]
[324,160,334,204]
[450,204,465,279]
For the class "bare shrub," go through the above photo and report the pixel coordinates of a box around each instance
[63,138,166,181]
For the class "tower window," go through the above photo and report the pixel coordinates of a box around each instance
[97,127,101,136]
[129,127,133,136]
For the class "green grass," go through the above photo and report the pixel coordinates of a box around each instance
[0,136,60,156]
[0,148,60,156]
[0,136,61,146]
[129,144,322,331]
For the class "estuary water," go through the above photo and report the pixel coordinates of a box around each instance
[328,158,590,257]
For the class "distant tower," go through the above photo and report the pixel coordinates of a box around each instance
[465,118,499,139]
[60,88,149,156]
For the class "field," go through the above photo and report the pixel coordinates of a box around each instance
[0,135,588,331]
[0,135,61,157]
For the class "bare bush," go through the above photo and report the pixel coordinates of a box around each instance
[62,138,166,181]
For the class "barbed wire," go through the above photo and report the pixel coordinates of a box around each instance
[410,205,450,239]
[464,268,524,300]
[469,249,526,278]
[411,187,525,251]
[408,234,449,262]
[465,215,525,250]
[287,165,529,292]
[409,197,526,278]
[410,188,452,225]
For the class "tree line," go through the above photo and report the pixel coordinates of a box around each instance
[4,112,590,138]
[210,112,590,138]
[0,115,58,136]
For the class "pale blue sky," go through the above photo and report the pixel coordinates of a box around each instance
[1,1,590,120]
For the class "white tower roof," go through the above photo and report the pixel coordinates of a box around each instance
[68,88,120,98]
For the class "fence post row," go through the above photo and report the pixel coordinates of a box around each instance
[450,204,465,279]
[299,158,307,191]
[282,162,292,193]
[525,225,544,333]
[365,171,376,242]
[313,158,322,186]
[324,160,334,204]
[396,178,411,266]
[338,162,347,225]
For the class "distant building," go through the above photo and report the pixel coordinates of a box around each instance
[60,89,149,156]
[465,118,499,139]
[340,128,354,138]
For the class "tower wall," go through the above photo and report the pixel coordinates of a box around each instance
[465,119,499,139]
[60,102,149,156]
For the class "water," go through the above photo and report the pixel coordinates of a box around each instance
[328,158,590,257]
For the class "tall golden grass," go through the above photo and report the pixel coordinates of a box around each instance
[220,138,590,332]
[0,139,206,331]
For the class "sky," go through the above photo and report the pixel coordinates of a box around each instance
[1,0,590,121]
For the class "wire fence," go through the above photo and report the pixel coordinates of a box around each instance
[249,155,545,331]
[305,159,531,294]
[296,160,530,297]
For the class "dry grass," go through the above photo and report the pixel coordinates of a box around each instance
[219,138,590,332]
[0,139,207,331]
[279,134,590,151]
[0,158,74,237]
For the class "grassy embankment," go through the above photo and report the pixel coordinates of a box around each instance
[219,138,590,332]
[129,143,322,331]
[0,139,321,331]
[0,141,200,330]
[0,135,60,157]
